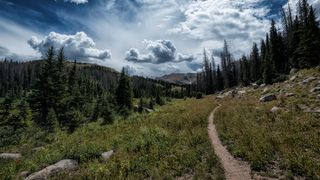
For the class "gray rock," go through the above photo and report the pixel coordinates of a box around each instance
[0,153,22,159]
[290,75,297,81]
[271,106,281,113]
[284,93,295,98]
[317,95,320,100]
[259,94,277,102]
[238,90,247,95]
[25,159,78,180]
[290,68,298,75]
[216,95,225,99]
[101,150,114,161]
[251,83,259,89]
[32,147,45,152]
[302,77,317,84]
[260,83,266,88]
[263,87,270,93]
[310,87,320,93]
[143,108,154,113]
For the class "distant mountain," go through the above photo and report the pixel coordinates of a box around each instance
[157,73,197,85]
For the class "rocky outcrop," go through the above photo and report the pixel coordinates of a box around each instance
[259,94,277,102]
[25,159,78,180]
[0,153,22,160]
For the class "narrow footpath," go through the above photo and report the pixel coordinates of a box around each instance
[208,105,252,180]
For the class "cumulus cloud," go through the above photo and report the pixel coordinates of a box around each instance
[168,0,271,57]
[125,40,194,64]
[28,32,111,61]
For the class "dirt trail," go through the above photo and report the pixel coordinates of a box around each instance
[208,105,252,180]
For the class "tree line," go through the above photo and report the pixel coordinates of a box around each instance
[0,47,189,147]
[197,0,320,94]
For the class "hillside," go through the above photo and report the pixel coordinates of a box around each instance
[157,73,197,85]
[213,67,320,179]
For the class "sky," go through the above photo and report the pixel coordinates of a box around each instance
[0,0,318,77]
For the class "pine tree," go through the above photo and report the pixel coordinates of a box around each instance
[29,46,57,131]
[116,67,133,110]
[250,43,261,81]
[216,65,224,91]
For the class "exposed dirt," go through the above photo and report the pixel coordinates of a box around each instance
[208,105,252,180]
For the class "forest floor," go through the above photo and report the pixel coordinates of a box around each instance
[208,105,252,180]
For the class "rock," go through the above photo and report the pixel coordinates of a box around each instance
[224,90,236,97]
[263,87,269,93]
[271,106,281,113]
[260,83,266,88]
[216,95,225,99]
[251,83,259,89]
[302,77,317,84]
[290,75,297,81]
[317,94,320,100]
[238,90,246,95]
[284,93,295,98]
[304,109,320,114]
[0,153,22,160]
[25,159,78,180]
[259,94,277,102]
[290,68,298,75]
[143,108,154,113]
[310,87,320,93]
[101,150,114,161]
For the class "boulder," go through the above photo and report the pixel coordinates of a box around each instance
[259,94,277,102]
[216,95,225,99]
[238,90,247,95]
[271,106,281,113]
[317,94,320,100]
[25,159,78,180]
[302,77,317,84]
[0,153,22,160]
[310,87,320,93]
[101,150,114,161]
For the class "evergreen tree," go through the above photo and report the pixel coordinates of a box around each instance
[250,43,261,81]
[116,67,133,110]
[29,47,57,131]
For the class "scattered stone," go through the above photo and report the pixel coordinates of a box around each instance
[238,90,247,95]
[0,153,22,160]
[260,84,266,88]
[143,108,154,113]
[25,159,78,180]
[251,83,259,89]
[263,87,270,94]
[271,106,281,113]
[290,68,298,75]
[290,75,297,81]
[317,95,320,100]
[216,95,225,99]
[302,77,317,84]
[284,93,295,98]
[259,94,277,102]
[101,150,114,161]
[310,87,320,93]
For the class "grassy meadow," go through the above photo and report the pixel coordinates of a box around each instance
[214,69,320,178]
[0,97,224,179]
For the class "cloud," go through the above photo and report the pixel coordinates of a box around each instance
[125,39,194,64]
[28,31,111,61]
[54,0,88,4]
[0,46,37,61]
